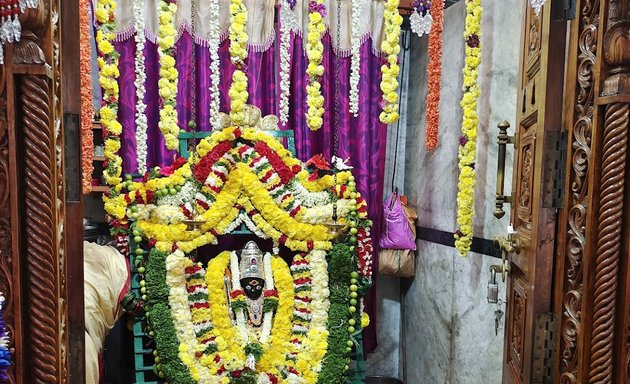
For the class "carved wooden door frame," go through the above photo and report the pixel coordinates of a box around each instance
[552,0,630,383]
[0,0,84,383]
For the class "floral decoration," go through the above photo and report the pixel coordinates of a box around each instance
[349,0,363,116]
[133,0,148,173]
[79,0,94,194]
[455,0,483,255]
[278,0,296,125]
[305,0,326,131]
[96,0,124,203]
[379,0,403,124]
[207,0,221,130]
[228,0,250,126]
[425,0,444,150]
[113,124,373,383]
[157,0,180,150]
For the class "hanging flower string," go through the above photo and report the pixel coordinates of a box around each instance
[424,0,443,150]
[348,0,363,117]
[278,0,296,125]
[157,0,180,151]
[379,0,403,124]
[207,0,221,130]
[79,0,94,194]
[228,0,249,126]
[96,0,123,194]
[305,0,326,131]
[133,0,148,174]
[410,0,433,37]
[455,0,482,255]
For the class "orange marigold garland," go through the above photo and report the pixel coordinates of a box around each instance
[425,0,443,151]
[80,0,94,194]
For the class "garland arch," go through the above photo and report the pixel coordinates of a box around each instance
[104,106,374,384]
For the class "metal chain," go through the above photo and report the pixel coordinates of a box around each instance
[333,0,341,158]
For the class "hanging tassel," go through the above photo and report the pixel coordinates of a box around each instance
[12,0,21,42]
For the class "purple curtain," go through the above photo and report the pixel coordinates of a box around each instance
[113,30,385,352]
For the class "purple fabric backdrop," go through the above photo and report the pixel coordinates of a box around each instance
[113,31,386,352]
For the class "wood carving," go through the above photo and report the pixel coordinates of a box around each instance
[588,10,630,384]
[588,101,628,384]
[0,66,15,384]
[13,2,46,65]
[21,74,60,384]
[508,275,528,381]
[559,1,599,382]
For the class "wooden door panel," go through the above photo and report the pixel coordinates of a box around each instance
[503,1,566,383]
[506,271,529,383]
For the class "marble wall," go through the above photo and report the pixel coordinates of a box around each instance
[401,0,523,383]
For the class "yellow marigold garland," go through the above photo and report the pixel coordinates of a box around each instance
[455,0,483,255]
[257,256,294,377]
[305,0,326,131]
[228,0,249,125]
[96,0,123,202]
[379,0,403,124]
[157,0,179,150]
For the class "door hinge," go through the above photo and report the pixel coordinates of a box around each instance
[552,0,576,20]
[542,130,567,209]
[533,313,558,384]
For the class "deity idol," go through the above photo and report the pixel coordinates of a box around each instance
[225,241,269,327]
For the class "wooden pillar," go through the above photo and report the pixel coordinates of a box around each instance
[0,0,83,382]
[586,0,630,383]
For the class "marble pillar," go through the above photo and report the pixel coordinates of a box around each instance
[402,0,523,383]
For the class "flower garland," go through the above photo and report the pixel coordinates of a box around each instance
[305,0,326,131]
[278,0,296,125]
[379,0,403,124]
[165,252,215,382]
[455,0,483,255]
[348,0,362,117]
[157,0,179,151]
[207,0,221,130]
[317,243,354,383]
[0,293,10,381]
[424,0,444,150]
[79,0,94,194]
[133,0,148,174]
[96,0,123,193]
[228,0,249,126]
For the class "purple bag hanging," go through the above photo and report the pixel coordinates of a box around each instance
[379,192,417,250]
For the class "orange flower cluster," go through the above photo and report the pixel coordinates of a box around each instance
[424,0,443,151]
[80,0,94,194]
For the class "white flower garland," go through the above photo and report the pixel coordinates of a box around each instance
[300,199,353,224]
[166,252,215,384]
[133,0,148,174]
[155,181,200,207]
[259,253,275,345]
[300,250,330,376]
[207,0,221,130]
[349,0,362,116]
[278,0,296,125]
